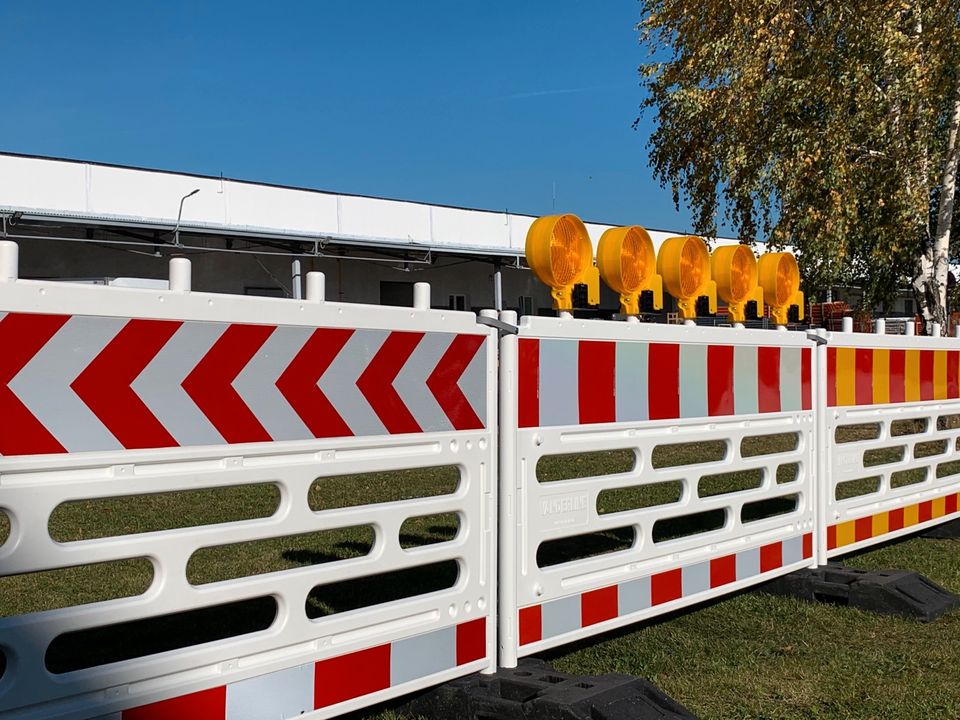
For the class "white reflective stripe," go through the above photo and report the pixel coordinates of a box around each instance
[390,626,456,686]
[233,325,313,441]
[225,663,313,720]
[133,321,227,447]
[394,332,454,432]
[538,339,578,426]
[458,335,488,426]
[780,347,803,411]
[319,328,388,436]
[9,315,125,452]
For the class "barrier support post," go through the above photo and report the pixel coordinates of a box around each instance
[498,309,519,669]
[0,240,17,282]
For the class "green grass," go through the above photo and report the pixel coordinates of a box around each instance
[3,442,959,719]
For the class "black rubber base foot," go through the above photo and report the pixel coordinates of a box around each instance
[400,658,698,720]
[923,518,960,539]
[762,565,960,622]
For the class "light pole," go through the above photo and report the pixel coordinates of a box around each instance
[173,189,200,247]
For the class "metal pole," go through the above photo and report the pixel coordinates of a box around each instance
[292,259,302,300]
[493,263,503,312]
[173,189,200,247]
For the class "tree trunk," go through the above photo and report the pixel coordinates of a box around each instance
[916,74,960,333]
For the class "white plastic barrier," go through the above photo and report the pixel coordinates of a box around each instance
[497,314,817,666]
[819,328,960,561]
[0,242,496,720]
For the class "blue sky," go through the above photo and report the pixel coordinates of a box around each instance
[0,1,703,233]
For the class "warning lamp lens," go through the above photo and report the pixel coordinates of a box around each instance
[619,228,647,290]
[680,238,705,297]
[729,245,753,302]
[776,254,798,306]
[548,215,587,286]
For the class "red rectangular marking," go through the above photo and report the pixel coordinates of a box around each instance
[946,493,959,516]
[581,586,619,627]
[854,349,873,405]
[888,349,906,403]
[949,351,960,399]
[801,348,812,410]
[518,605,542,646]
[826,347,837,407]
[707,345,735,416]
[518,339,540,428]
[456,618,487,665]
[757,346,781,413]
[802,533,813,559]
[314,644,391,709]
[826,525,837,551]
[888,508,905,532]
[578,341,616,424]
[759,542,783,573]
[710,554,737,587]
[920,350,935,401]
[123,686,226,720]
[919,500,933,524]
[651,568,683,605]
[648,343,680,420]
[855,516,873,542]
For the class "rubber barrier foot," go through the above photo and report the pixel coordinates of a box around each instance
[761,565,960,622]
[399,658,698,720]
[922,517,960,539]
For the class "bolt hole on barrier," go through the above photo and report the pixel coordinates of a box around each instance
[0,247,496,720]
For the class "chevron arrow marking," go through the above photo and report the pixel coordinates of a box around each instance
[427,334,485,430]
[356,331,425,434]
[71,319,183,450]
[182,324,276,444]
[0,313,70,456]
[276,327,354,438]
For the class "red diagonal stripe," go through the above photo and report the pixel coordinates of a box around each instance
[357,331,424,434]
[276,327,354,438]
[427,333,485,430]
[0,313,69,456]
[70,319,182,450]
[182,324,275,444]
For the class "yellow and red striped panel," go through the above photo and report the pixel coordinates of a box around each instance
[827,492,960,552]
[826,346,960,407]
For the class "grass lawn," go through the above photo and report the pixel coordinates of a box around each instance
[2,435,958,719]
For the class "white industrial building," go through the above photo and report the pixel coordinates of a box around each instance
[0,152,743,316]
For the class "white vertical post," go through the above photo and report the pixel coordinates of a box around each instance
[305,272,325,303]
[493,265,503,312]
[954,322,960,338]
[906,321,916,336]
[931,321,941,338]
[413,282,431,310]
[292,259,302,300]
[559,311,573,319]
[875,319,885,335]
[169,257,191,292]
[497,309,518,668]
[0,240,17,282]
[841,316,853,333]
[815,327,829,568]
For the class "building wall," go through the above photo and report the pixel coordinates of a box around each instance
[14,237,559,314]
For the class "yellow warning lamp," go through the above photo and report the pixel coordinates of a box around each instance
[525,214,599,311]
[758,252,804,325]
[711,244,764,324]
[656,235,717,320]
[597,226,663,315]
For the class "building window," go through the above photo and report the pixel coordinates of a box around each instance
[519,296,534,317]
[903,298,914,316]
[448,294,467,311]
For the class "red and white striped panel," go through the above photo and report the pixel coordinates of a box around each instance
[0,312,486,456]
[94,619,486,720]
[518,534,812,650]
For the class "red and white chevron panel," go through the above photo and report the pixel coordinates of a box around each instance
[0,312,487,457]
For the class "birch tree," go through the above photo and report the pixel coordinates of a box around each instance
[638,0,960,329]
